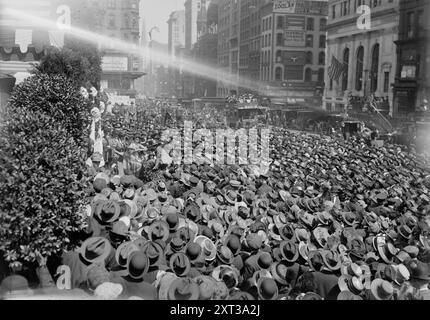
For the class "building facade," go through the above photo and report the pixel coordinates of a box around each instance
[0,0,66,80]
[393,0,430,118]
[94,0,145,98]
[260,0,328,107]
[183,0,210,97]
[323,0,399,115]
[168,10,186,59]
[194,0,219,97]
[167,10,186,98]
[216,0,240,97]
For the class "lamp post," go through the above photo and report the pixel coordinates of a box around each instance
[148,26,160,97]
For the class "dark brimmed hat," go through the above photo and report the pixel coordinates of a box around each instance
[170,252,191,277]
[127,251,150,280]
[279,240,299,263]
[225,234,242,256]
[140,241,165,268]
[79,237,112,265]
[95,200,120,224]
[270,261,300,287]
[185,242,203,264]
[257,277,278,300]
[164,212,180,232]
[279,224,296,242]
[307,250,325,272]
[406,259,430,281]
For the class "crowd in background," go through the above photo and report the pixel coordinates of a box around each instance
[2,96,430,300]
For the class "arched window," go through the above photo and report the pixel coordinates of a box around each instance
[275,67,283,80]
[342,48,349,91]
[305,68,312,82]
[318,68,324,83]
[318,51,325,65]
[276,50,282,63]
[370,44,380,93]
[306,51,313,64]
[355,46,364,91]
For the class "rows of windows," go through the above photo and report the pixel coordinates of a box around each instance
[273,50,325,65]
[108,13,139,29]
[273,33,326,48]
[273,66,324,82]
[404,9,425,39]
[332,44,388,93]
[331,0,392,19]
[263,16,327,32]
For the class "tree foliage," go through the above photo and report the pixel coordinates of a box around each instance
[0,74,90,266]
[34,40,102,89]
[7,73,91,145]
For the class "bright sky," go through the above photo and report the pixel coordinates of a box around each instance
[141,0,184,43]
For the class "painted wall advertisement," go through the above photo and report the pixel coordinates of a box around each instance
[274,0,328,15]
[284,16,306,46]
[102,56,129,72]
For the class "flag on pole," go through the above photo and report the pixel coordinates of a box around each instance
[327,55,346,82]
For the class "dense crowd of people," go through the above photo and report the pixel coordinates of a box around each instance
[1,97,430,300]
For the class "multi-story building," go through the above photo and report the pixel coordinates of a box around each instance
[168,10,186,59]
[194,0,219,97]
[238,0,263,94]
[94,0,145,98]
[0,0,65,82]
[217,0,240,97]
[183,0,210,97]
[167,10,186,98]
[393,0,430,118]
[261,0,328,107]
[323,0,399,115]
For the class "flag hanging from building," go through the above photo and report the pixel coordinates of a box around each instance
[328,55,346,82]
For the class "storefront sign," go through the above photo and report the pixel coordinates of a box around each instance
[102,56,128,72]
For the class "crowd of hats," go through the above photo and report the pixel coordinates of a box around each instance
[74,114,430,300]
[3,96,430,300]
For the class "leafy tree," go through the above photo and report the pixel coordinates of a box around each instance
[8,73,91,145]
[0,74,89,267]
[34,40,102,90]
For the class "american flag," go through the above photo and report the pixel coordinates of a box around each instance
[327,55,346,82]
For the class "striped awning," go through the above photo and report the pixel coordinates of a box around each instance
[0,60,38,75]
